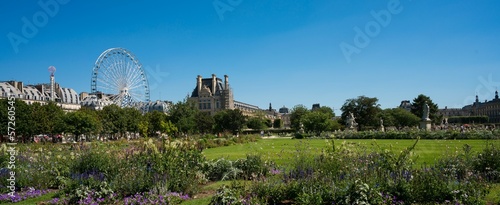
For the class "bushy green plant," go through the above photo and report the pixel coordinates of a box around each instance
[473,143,500,182]
[209,182,255,205]
[70,149,116,179]
[343,179,383,205]
[234,154,268,180]
[209,185,240,205]
[111,160,152,196]
[202,158,241,181]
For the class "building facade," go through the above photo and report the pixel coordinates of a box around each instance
[399,100,412,111]
[189,74,234,115]
[463,92,500,123]
[440,91,500,123]
[188,74,290,127]
[0,81,81,111]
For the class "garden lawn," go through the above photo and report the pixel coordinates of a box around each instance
[202,138,500,167]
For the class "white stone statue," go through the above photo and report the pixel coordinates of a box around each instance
[423,102,430,121]
[346,112,356,129]
[380,117,385,132]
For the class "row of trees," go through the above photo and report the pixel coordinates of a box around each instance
[289,105,342,135]
[0,99,174,142]
[338,94,440,130]
[0,94,444,141]
[0,99,252,142]
[289,94,442,132]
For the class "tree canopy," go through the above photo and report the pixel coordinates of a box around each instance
[378,108,420,128]
[411,94,440,124]
[168,99,198,135]
[290,104,309,130]
[214,109,245,134]
[340,96,381,130]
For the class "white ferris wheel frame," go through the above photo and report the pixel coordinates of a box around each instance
[90,48,150,107]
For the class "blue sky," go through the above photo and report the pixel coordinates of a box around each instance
[1,0,500,113]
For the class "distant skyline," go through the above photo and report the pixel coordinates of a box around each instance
[1,1,500,112]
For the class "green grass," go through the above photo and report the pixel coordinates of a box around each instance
[485,184,500,204]
[202,138,500,166]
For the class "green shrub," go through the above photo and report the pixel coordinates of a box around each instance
[234,154,268,180]
[473,143,500,182]
[70,149,116,179]
[111,160,152,197]
[202,158,240,181]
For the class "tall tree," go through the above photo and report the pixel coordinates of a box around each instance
[146,110,168,137]
[64,109,100,141]
[168,100,198,134]
[160,120,178,137]
[214,109,245,135]
[0,99,33,142]
[246,116,266,130]
[138,119,149,138]
[378,108,420,128]
[31,102,65,137]
[195,111,215,134]
[315,106,335,118]
[340,96,381,130]
[122,107,142,134]
[78,108,102,137]
[411,94,440,123]
[273,119,283,129]
[290,104,309,130]
[302,111,336,135]
[99,104,126,139]
[0,99,7,141]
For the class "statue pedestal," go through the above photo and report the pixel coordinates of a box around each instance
[380,126,385,132]
[345,127,357,132]
[420,120,431,131]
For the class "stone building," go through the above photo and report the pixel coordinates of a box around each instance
[80,92,114,110]
[440,91,500,123]
[188,74,297,129]
[0,81,80,111]
[279,106,291,128]
[438,107,468,117]
[189,74,273,116]
[463,92,500,123]
[399,100,412,111]
[189,74,234,115]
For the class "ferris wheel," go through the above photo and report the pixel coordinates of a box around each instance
[91,48,150,107]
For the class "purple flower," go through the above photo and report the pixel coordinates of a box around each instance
[270,168,281,175]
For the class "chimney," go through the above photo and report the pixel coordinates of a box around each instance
[212,74,216,95]
[197,75,202,93]
[16,81,23,93]
[224,75,229,89]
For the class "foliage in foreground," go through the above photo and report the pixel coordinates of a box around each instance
[1,136,499,204]
[210,140,500,205]
[0,136,261,204]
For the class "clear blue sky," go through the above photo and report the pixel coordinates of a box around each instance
[1,0,500,113]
